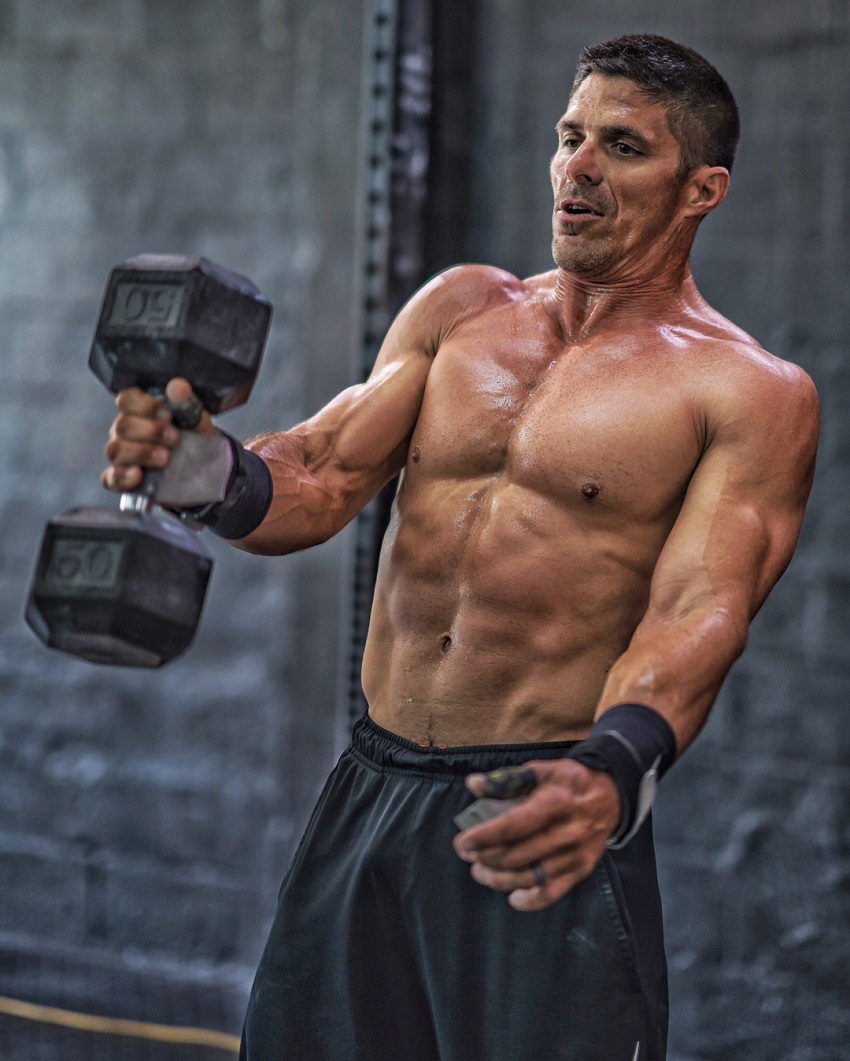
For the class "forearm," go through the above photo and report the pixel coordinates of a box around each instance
[227,428,403,556]
[597,603,749,754]
[228,360,424,554]
[541,605,747,854]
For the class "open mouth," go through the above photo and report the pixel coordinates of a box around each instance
[559,200,601,218]
[555,199,604,232]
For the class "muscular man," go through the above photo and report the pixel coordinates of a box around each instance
[103,34,818,1061]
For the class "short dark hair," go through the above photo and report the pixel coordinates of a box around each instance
[572,34,740,177]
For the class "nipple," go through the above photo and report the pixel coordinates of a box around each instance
[580,481,601,501]
[411,447,421,463]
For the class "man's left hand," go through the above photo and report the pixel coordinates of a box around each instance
[453,759,620,911]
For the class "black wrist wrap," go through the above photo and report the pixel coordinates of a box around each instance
[196,432,273,540]
[568,703,677,849]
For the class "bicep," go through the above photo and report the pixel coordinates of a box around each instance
[291,264,497,490]
[297,349,431,486]
[294,286,443,490]
[246,271,454,531]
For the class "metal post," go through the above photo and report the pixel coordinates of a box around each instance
[337,0,435,738]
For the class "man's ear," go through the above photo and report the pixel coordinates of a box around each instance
[682,166,730,219]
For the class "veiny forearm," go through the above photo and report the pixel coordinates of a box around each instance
[227,355,428,555]
[597,599,750,755]
[230,428,405,556]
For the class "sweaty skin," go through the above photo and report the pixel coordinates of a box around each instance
[103,75,819,910]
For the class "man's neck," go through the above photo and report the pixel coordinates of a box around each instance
[550,230,700,342]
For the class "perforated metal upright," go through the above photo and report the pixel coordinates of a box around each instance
[336,0,435,741]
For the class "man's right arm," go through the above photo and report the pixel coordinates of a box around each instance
[101,266,479,556]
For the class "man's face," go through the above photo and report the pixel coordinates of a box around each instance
[550,74,691,280]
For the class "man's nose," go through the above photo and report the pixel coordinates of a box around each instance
[564,141,603,186]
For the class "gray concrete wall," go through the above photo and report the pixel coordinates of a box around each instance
[0,0,369,974]
[446,3,848,1058]
[0,1,848,1059]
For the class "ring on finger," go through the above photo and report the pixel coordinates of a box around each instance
[532,862,547,887]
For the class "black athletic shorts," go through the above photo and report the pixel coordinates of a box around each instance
[241,714,668,1061]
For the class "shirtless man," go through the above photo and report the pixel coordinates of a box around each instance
[102,34,818,1061]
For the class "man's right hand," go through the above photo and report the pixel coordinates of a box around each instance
[101,378,217,494]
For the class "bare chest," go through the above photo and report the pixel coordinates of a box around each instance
[408,320,705,520]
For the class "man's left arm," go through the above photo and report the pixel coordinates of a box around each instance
[454,359,819,910]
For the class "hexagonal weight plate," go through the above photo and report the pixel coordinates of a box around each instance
[25,507,213,668]
[88,254,272,413]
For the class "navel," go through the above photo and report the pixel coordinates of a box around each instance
[439,633,452,653]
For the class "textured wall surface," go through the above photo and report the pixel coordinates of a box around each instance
[0,1,848,1059]
[439,3,848,1059]
[0,0,369,980]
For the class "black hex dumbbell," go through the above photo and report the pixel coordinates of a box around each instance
[25,254,272,667]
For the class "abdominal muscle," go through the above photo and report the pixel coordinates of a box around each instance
[361,474,668,747]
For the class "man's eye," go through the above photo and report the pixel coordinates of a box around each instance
[614,142,638,156]
[560,137,580,150]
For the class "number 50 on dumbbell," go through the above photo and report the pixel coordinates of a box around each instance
[25,255,272,668]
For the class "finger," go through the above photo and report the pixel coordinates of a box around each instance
[100,464,144,492]
[110,411,180,448]
[454,781,567,859]
[466,811,595,883]
[509,860,598,912]
[114,382,212,434]
[509,844,604,912]
[470,847,580,892]
[471,845,601,911]
[509,875,572,912]
[106,429,174,466]
[101,454,166,494]
[469,852,561,893]
[164,377,194,405]
[164,378,215,435]
[465,815,599,872]
[101,436,171,492]
[466,765,538,799]
[114,387,167,418]
[103,439,174,500]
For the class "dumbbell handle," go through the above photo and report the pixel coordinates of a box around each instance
[118,389,208,515]
[120,489,160,514]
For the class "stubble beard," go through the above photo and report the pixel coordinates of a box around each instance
[551,231,618,279]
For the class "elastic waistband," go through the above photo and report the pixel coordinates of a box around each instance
[351,713,580,779]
